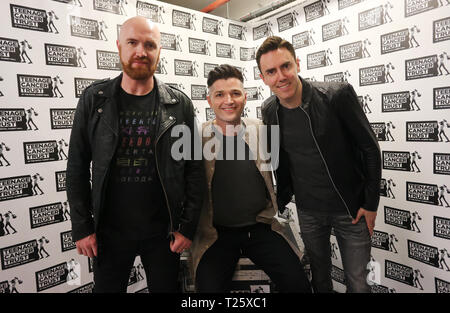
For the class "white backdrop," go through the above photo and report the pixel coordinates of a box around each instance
[0,0,449,293]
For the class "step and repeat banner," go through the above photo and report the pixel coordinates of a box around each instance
[0,0,259,293]
[0,0,449,293]
[246,0,450,293]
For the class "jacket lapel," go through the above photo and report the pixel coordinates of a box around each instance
[92,74,121,136]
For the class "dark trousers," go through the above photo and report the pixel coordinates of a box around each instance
[196,223,311,293]
[93,233,180,293]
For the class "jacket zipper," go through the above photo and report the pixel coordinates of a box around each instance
[298,105,353,219]
[155,118,176,236]
[273,108,280,187]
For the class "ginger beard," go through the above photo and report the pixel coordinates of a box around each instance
[119,47,159,80]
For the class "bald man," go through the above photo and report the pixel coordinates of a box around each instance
[66,17,205,293]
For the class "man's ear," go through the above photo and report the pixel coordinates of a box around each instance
[259,73,268,86]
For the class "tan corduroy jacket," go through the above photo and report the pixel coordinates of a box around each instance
[190,118,303,282]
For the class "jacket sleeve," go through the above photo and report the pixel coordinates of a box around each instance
[177,97,205,240]
[336,83,381,212]
[66,89,95,241]
[275,148,294,213]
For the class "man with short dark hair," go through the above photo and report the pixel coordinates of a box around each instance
[257,36,381,293]
[67,17,204,293]
[190,64,311,293]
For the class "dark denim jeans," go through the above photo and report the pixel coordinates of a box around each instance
[297,211,372,293]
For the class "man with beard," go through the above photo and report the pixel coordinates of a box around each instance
[66,17,204,293]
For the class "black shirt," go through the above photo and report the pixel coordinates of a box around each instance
[102,87,168,239]
[278,105,347,215]
[211,127,268,227]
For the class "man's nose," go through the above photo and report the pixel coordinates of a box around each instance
[224,93,233,104]
[135,44,147,57]
[277,69,287,81]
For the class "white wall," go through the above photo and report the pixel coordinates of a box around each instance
[0,0,449,293]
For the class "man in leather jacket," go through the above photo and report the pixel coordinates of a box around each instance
[256,36,381,293]
[66,17,204,292]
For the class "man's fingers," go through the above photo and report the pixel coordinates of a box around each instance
[170,232,192,253]
[352,214,361,224]
[171,240,187,253]
[367,222,373,236]
[76,234,97,256]
[170,240,179,253]
[352,208,366,224]
[87,248,94,258]
[77,242,97,258]
[367,220,375,236]
[93,242,98,257]
[82,246,94,258]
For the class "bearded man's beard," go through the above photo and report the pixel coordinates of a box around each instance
[120,52,158,80]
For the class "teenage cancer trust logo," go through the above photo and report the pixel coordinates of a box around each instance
[406,120,449,142]
[406,182,450,207]
[385,260,425,290]
[408,240,450,272]
[35,259,80,291]
[383,151,421,172]
[23,140,68,164]
[10,4,60,34]
[29,202,66,229]
[45,44,86,67]
[1,237,51,270]
[17,74,64,98]
[384,206,423,233]
[70,16,108,41]
[360,64,395,86]
[0,37,33,64]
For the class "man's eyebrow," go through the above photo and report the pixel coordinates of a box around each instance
[213,88,243,93]
[264,61,291,73]
[124,37,157,44]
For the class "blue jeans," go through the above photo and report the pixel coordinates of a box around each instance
[298,211,372,293]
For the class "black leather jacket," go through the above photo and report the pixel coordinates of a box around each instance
[261,77,381,218]
[66,74,205,242]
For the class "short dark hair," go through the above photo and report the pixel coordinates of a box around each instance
[256,36,296,72]
[207,64,243,88]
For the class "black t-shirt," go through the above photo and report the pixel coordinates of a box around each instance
[278,105,347,215]
[211,127,268,227]
[102,87,169,239]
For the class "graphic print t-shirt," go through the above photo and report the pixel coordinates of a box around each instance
[102,87,168,240]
